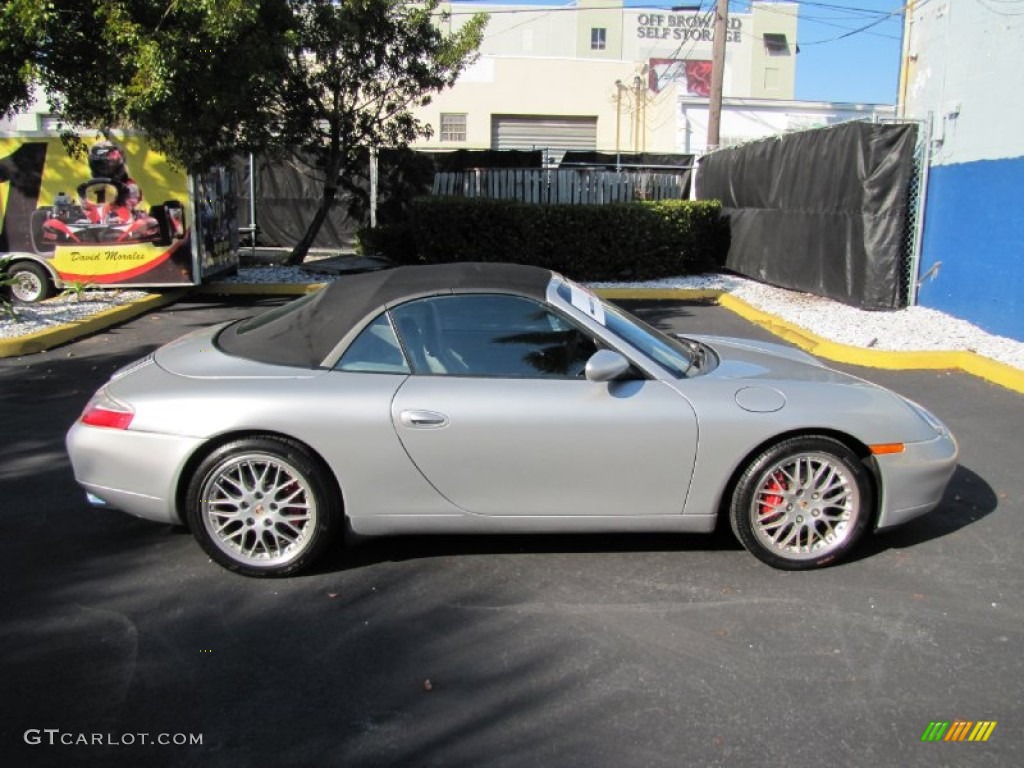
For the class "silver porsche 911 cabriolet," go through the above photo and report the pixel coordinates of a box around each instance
[66,263,957,576]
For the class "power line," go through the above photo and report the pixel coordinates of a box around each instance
[732,0,900,42]
[796,1,922,46]
[783,0,906,14]
[445,0,904,14]
[452,1,909,50]
[973,0,1024,15]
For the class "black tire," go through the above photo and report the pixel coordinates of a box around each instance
[185,436,341,577]
[729,436,872,570]
[8,260,54,303]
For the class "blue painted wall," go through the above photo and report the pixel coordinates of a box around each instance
[916,156,1024,342]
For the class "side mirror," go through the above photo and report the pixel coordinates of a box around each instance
[585,350,631,382]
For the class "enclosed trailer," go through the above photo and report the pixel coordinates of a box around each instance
[1,132,238,302]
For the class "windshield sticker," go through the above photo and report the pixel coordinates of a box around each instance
[569,284,606,325]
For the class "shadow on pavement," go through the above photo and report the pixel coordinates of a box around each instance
[858,463,999,560]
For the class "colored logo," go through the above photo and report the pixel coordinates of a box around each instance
[921,720,997,742]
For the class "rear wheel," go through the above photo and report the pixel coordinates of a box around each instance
[729,436,872,570]
[8,261,54,303]
[185,437,340,577]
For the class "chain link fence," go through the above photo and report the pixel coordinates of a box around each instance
[895,118,931,307]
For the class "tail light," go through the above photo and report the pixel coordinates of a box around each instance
[81,390,135,430]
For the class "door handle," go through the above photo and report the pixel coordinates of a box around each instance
[399,410,449,429]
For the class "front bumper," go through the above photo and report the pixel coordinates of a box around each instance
[66,422,202,525]
[873,431,959,530]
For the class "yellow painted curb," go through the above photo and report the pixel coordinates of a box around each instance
[3,282,1021,395]
[0,290,186,358]
[594,287,722,301]
[954,353,1024,394]
[717,293,1024,395]
[587,288,1024,395]
[194,282,326,296]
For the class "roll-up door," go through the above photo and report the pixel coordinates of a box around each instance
[491,115,598,162]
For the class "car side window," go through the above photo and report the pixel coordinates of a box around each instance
[335,313,411,374]
[390,294,598,378]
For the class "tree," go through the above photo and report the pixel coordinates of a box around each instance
[268,1,486,264]
[0,0,48,118]
[1,0,485,263]
[1,1,292,166]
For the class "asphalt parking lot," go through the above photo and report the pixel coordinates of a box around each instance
[1,296,1021,767]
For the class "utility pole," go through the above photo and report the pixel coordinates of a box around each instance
[614,80,624,155]
[706,0,729,150]
[633,75,643,152]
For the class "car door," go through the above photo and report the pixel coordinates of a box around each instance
[389,294,698,517]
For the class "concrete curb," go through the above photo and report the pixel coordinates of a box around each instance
[192,282,325,297]
[715,293,1024,394]
[601,287,1023,394]
[3,282,1022,394]
[594,287,723,302]
[0,290,186,358]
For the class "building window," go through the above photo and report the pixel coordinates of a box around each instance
[440,113,467,142]
[591,27,607,51]
[763,33,790,56]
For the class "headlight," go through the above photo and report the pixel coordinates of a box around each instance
[901,396,948,436]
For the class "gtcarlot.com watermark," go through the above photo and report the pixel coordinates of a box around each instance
[24,729,203,747]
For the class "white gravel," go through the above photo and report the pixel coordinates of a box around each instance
[589,274,1024,371]
[1,289,150,340]
[3,266,1023,373]
[217,265,321,284]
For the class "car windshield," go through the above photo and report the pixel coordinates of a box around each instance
[556,280,694,377]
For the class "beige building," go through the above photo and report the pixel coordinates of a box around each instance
[417,0,800,156]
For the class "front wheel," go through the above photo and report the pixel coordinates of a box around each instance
[185,437,340,577]
[729,436,872,570]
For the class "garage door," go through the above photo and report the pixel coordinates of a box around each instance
[491,115,598,159]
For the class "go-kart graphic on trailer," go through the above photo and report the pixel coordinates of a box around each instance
[30,140,186,256]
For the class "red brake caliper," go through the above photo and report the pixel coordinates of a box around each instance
[760,472,786,517]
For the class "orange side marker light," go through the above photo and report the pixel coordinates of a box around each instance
[870,443,906,455]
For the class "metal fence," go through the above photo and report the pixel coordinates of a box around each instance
[896,117,931,307]
[431,168,689,205]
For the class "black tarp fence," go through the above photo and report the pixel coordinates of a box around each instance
[236,149,544,248]
[697,121,918,310]
[559,151,694,170]
[235,154,355,248]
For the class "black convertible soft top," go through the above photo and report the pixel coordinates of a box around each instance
[216,262,554,368]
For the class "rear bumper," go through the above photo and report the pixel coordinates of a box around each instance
[66,422,201,525]
[874,431,959,530]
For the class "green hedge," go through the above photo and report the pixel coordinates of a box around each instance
[358,197,728,281]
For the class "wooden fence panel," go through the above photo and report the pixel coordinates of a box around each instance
[431,169,688,205]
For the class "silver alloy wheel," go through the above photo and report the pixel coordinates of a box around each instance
[11,270,44,302]
[749,451,861,561]
[199,452,318,568]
